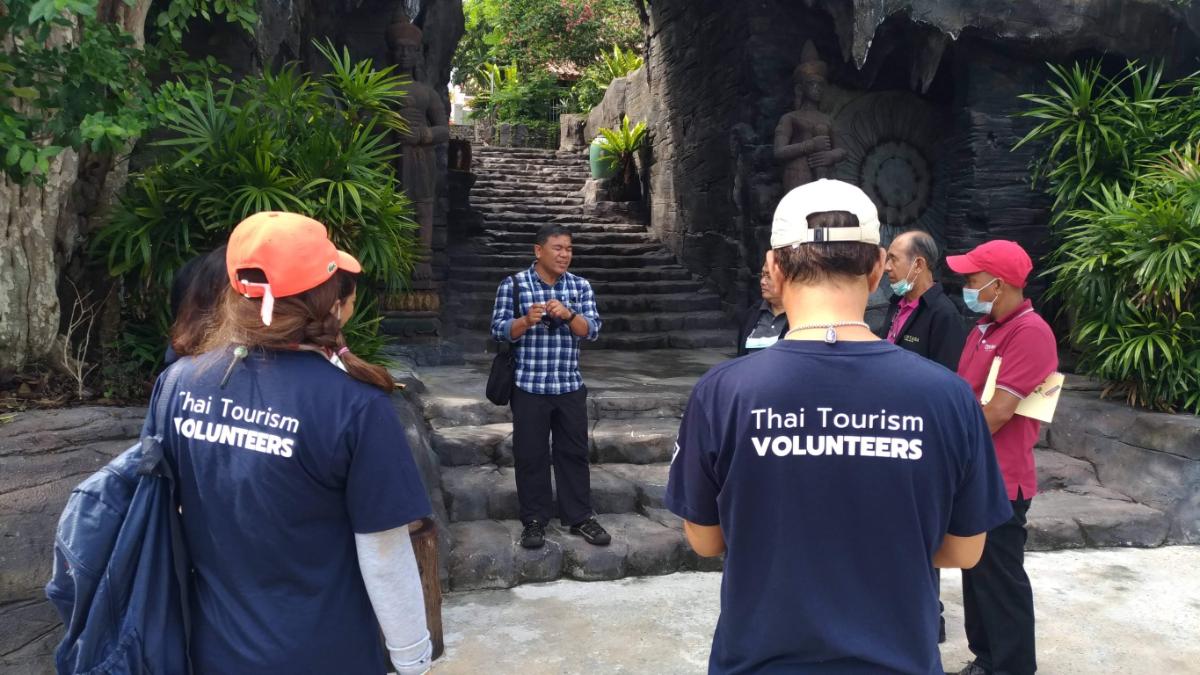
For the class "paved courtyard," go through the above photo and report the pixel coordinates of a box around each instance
[432,546,1200,674]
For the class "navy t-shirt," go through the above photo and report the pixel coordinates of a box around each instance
[665,339,1012,675]
[145,348,432,675]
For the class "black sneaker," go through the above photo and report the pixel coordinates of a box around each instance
[520,520,545,549]
[938,614,946,644]
[569,517,611,546]
[956,662,989,675]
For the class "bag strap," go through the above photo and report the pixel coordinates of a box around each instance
[511,272,521,322]
[142,364,195,674]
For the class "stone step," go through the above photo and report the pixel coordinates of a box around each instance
[441,463,672,521]
[454,310,730,333]
[446,512,722,591]
[432,418,682,467]
[591,329,738,350]
[448,328,738,352]
[444,465,640,522]
[476,195,585,207]
[478,220,647,233]
[419,378,696,430]
[1027,486,1169,550]
[484,241,662,256]
[484,230,652,245]
[445,292,723,316]
[474,163,590,174]
[476,203,598,216]
[475,155,586,166]
[451,266,695,282]
[449,252,678,269]
[471,187,581,199]
[480,211,627,224]
[474,146,570,157]
[475,170,591,183]
[449,278,707,296]
[475,176,586,188]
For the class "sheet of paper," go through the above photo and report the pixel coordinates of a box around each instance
[980,356,1064,424]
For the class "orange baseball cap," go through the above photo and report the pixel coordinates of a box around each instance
[226,211,362,325]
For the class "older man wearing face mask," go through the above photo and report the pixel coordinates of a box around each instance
[948,240,1058,675]
[879,230,968,370]
[736,250,790,356]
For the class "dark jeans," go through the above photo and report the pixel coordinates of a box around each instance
[510,386,592,526]
[962,494,1036,675]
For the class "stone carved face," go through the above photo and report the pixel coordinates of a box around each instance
[392,41,422,70]
[801,79,824,105]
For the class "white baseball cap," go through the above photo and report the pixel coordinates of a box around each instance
[770,179,881,249]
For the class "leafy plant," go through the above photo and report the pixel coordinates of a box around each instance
[452,0,641,85]
[0,0,257,183]
[562,44,643,113]
[95,41,418,374]
[597,43,643,82]
[596,115,647,199]
[1017,61,1200,413]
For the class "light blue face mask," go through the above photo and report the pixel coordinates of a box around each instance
[963,278,998,314]
[889,265,918,297]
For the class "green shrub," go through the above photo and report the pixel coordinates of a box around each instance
[95,41,418,373]
[471,66,563,122]
[1016,61,1200,413]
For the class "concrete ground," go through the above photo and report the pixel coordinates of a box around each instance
[432,546,1200,674]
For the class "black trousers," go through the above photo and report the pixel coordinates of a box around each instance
[962,494,1036,674]
[510,386,592,526]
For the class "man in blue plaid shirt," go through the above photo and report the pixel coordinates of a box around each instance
[490,224,610,549]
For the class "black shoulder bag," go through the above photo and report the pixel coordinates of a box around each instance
[486,274,522,405]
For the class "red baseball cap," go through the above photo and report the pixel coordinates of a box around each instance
[946,240,1033,288]
[226,211,362,325]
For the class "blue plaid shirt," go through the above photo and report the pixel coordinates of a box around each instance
[490,265,601,395]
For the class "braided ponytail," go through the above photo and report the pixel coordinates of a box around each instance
[202,270,395,393]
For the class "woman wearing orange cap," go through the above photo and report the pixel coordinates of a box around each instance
[144,212,432,674]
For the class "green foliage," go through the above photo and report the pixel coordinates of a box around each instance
[453,0,642,116]
[562,43,642,113]
[0,0,257,183]
[473,68,562,122]
[454,0,641,79]
[95,42,418,373]
[597,115,647,169]
[1017,61,1200,413]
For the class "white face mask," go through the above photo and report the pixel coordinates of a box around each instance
[963,278,999,314]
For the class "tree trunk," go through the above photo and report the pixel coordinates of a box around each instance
[0,1,151,374]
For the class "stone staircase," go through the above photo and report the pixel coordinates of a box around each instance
[416,349,728,591]
[444,146,736,350]
[410,346,1171,592]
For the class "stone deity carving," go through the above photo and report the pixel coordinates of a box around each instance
[388,10,449,284]
[774,41,846,191]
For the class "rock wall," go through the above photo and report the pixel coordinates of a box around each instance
[580,0,1200,310]
[0,406,146,675]
[1048,391,1200,544]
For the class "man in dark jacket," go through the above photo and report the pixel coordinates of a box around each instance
[736,250,790,356]
[879,230,968,370]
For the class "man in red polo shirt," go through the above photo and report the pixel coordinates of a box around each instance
[948,240,1057,675]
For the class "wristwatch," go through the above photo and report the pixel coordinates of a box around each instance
[567,310,578,323]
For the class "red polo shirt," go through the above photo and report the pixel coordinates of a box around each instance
[957,299,1057,501]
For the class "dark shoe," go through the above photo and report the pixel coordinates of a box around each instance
[956,662,989,675]
[939,614,946,644]
[520,520,545,549]
[569,517,611,546]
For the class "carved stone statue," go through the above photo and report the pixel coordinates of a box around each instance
[774,41,846,191]
[388,9,449,286]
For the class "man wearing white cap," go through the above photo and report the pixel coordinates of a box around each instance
[665,180,1013,674]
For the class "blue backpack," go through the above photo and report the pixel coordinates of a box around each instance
[46,367,192,674]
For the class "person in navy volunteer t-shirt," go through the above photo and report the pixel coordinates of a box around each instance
[665,180,1013,675]
[145,212,434,674]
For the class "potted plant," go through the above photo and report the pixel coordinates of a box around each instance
[596,116,648,200]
